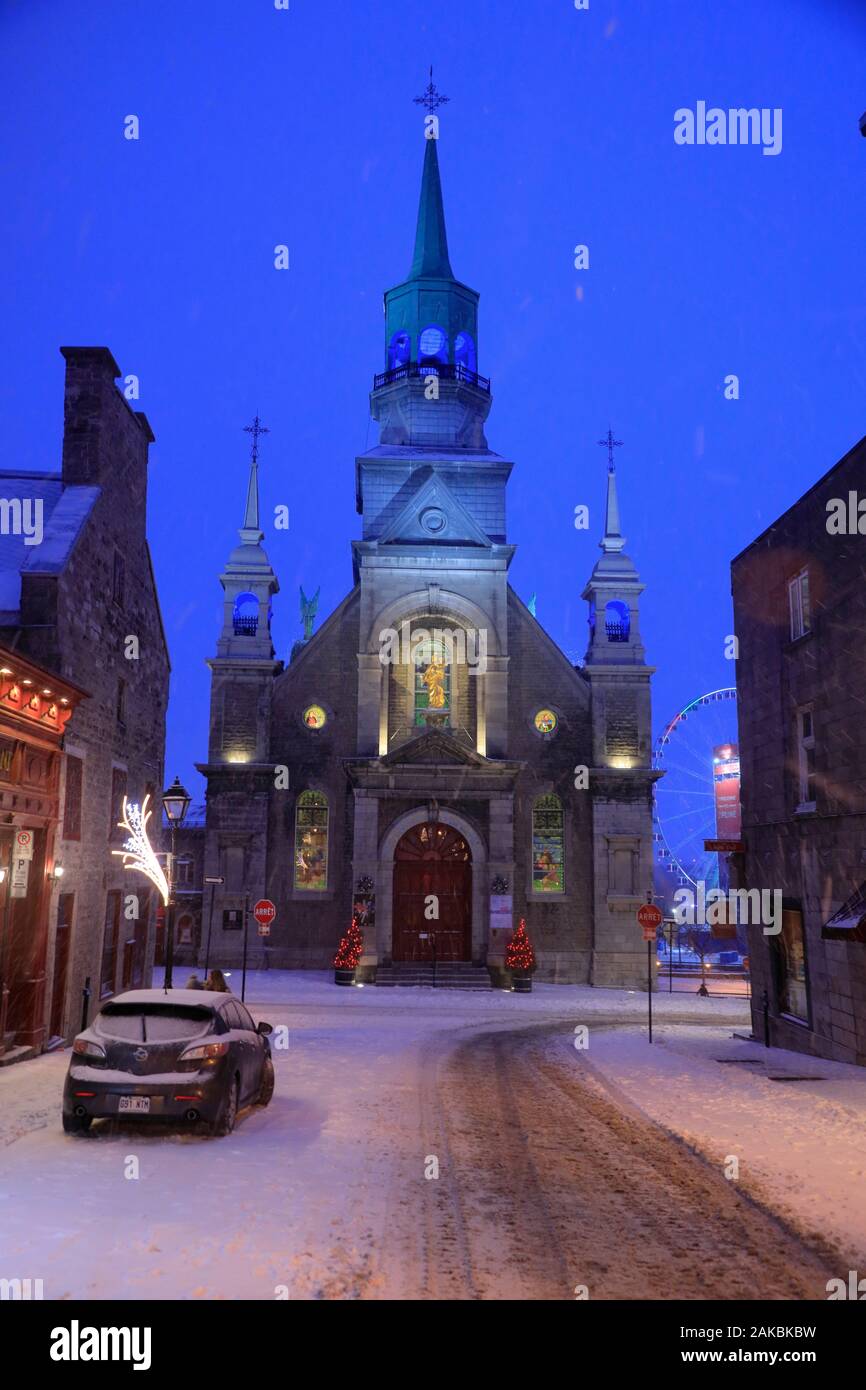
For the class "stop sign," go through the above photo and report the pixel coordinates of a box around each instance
[253,899,276,927]
[636,903,662,932]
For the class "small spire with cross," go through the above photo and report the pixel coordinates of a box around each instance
[598,427,623,473]
[244,414,270,465]
[414,66,449,115]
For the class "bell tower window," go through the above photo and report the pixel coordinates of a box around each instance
[604,600,630,643]
[233,592,259,636]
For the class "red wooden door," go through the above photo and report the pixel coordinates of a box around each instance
[393,822,471,962]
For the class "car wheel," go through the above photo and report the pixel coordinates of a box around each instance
[212,1076,239,1137]
[62,1112,92,1135]
[257,1057,275,1107]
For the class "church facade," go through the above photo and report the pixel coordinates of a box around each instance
[196,133,656,988]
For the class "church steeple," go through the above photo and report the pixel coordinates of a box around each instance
[582,440,646,668]
[409,137,454,280]
[370,123,491,450]
[213,420,279,662]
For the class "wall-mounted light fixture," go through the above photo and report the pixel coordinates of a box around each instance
[50,863,64,880]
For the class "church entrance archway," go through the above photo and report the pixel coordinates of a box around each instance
[392,822,471,962]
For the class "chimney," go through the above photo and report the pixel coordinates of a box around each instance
[59,346,154,486]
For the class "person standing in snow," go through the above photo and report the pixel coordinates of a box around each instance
[206,968,230,993]
[185,974,204,990]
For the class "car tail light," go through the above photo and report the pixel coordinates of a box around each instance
[73,1091,96,1098]
[72,1038,106,1061]
[179,1041,229,1062]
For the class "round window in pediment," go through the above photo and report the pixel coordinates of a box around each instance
[534,709,558,736]
[420,507,447,536]
[302,704,327,730]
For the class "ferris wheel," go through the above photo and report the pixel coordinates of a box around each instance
[653,687,740,891]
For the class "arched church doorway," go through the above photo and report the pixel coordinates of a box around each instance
[393,822,471,962]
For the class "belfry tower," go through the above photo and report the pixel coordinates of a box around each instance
[198,424,281,950]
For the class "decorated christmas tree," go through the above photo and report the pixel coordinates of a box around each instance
[333,915,364,970]
[505,918,536,974]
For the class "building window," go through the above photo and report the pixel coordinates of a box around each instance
[796,707,816,810]
[62,755,83,841]
[388,330,411,372]
[109,768,127,843]
[294,791,328,891]
[223,909,243,931]
[605,600,630,642]
[112,550,126,608]
[176,913,194,947]
[414,638,450,726]
[453,331,477,376]
[303,704,327,730]
[100,891,122,998]
[534,709,558,736]
[773,907,809,1023]
[418,324,448,366]
[788,569,811,640]
[116,678,127,728]
[232,591,259,636]
[176,857,194,886]
[532,793,565,893]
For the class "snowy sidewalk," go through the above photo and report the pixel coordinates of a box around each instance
[556,1024,866,1270]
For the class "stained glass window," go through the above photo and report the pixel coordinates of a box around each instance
[414,638,451,726]
[303,704,327,730]
[534,709,557,735]
[295,791,329,892]
[532,793,564,893]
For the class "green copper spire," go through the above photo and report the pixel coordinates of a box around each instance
[409,138,454,280]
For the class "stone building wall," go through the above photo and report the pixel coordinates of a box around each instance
[5,347,169,1040]
[732,432,866,1065]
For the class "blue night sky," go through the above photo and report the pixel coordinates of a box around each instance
[1,0,865,801]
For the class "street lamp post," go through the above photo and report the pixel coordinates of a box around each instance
[161,776,191,990]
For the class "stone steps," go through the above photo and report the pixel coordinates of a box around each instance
[375,963,493,990]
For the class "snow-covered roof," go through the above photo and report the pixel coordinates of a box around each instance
[0,470,100,618]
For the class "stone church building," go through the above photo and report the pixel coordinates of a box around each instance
[197,134,656,987]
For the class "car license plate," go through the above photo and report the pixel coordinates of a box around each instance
[118,1096,150,1114]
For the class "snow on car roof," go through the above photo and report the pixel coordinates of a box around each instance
[104,990,231,1007]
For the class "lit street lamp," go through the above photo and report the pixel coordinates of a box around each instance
[162,776,191,989]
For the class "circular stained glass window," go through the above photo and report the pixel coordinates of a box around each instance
[303,704,327,730]
[534,709,558,735]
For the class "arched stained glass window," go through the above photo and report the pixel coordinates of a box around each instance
[532,793,564,893]
[294,791,329,892]
[414,636,451,726]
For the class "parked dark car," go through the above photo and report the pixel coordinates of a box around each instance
[63,989,275,1137]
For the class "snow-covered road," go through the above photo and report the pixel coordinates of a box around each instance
[0,974,846,1300]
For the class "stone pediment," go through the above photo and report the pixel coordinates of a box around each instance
[381,727,486,768]
[377,475,492,548]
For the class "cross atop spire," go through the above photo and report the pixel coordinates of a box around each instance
[598,428,623,472]
[240,415,269,541]
[414,66,449,116]
[244,414,269,465]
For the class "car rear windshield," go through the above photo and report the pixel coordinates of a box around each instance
[95,1004,215,1042]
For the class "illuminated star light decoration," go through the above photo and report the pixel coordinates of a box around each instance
[111,794,170,906]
